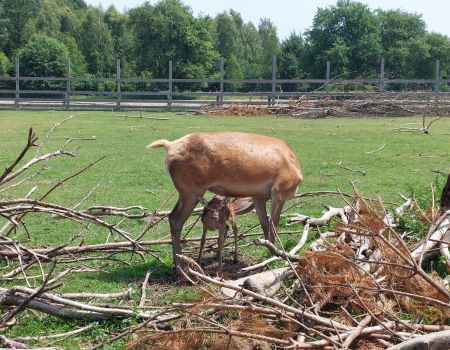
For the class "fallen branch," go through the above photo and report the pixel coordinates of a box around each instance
[387,330,450,350]
[60,289,132,300]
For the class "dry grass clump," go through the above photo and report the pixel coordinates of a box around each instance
[200,104,268,116]
[127,312,294,350]
[296,199,450,323]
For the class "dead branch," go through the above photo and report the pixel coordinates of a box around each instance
[338,161,367,176]
[139,270,152,307]
[0,335,33,349]
[0,128,38,184]
[387,330,450,350]
[60,289,132,300]
[366,144,385,154]
[242,224,310,272]
[82,205,149,219]
[288,205,353,226]
[12,323,96,342]
[0,148,74,186]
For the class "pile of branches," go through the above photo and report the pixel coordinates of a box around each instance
[129,191,450,350]
[1,120,449,349]
[195,95,450,118]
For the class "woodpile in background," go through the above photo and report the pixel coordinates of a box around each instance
[194,95,450,118]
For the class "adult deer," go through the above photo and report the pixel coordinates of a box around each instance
[147,132,302,270]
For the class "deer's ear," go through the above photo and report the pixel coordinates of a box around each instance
[198,196,208,206]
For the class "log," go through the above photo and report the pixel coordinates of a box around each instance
[220,267,292,298]
[288,205,353,226]
[387,330,450,350]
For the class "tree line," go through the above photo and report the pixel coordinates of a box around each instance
[0,0,449,83]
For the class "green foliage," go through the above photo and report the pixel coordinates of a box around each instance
[214,10,266,80]
[397,211,429,239]
[0,2,7,51]
[77,6,115,75]
[0,51,10,75]
[378,9,436,79]
[435,256,449,278]
[1,0,41,55]
[215,11,240,59]
[129,0,218,79]
[104,5,134,75]
[279,33,304,79]
[258,18,280,77]
[304,0,382,78]
[17,33,68,77]
[1,0,450,83]
[396,178,445,239]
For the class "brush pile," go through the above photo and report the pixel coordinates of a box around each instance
[129,192,450,350]
[196,95,450,118]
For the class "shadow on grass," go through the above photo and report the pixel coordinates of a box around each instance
[92,259,178,285]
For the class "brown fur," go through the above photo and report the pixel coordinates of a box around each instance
[198,195,238,276]
[147,132,302,270]
[440,174,450,213]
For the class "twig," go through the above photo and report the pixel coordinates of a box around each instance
[13,323,96,342]
[139,270,152,307]
[338,161,366,176]
[366,144,385,154]
[60,289,132,300]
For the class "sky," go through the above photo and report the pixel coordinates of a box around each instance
[84,0,450,40]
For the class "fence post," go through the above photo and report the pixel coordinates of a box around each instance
[325,61,331,93]
[65,58,71,108]
[218,57,225,105]
[435,59,440,93]
[271,55,277,106]
[116,59,121,110]
[379,58,385,93]
[15,58,20,109]
[168,60,173,111]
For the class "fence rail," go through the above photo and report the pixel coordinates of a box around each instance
[0,57,448,111]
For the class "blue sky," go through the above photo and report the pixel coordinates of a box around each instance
[84,0,450,40]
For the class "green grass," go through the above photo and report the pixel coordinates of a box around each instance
[0,110,449,348]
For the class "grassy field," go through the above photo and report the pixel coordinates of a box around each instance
[0,110,449,349]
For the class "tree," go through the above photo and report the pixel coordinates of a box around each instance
[304,0,381,78]
[258,18,280,78]
[104,5,134,76]
[65,0,86,9]
[279,33,305,79]
[426,33,450,78]
[77,6,115,75]
[240,22,264,79]
[0,2,7,52]
[129,0,217,78]
[33,0,80,37]
[1,0,42,55]
[214,10,266,81]
[17,33,68,77]
[215,11,240,59]
[377,9,428,78]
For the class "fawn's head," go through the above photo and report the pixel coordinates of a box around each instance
[199,196,230,221]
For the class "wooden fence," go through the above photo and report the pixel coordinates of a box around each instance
[0,57,449,111]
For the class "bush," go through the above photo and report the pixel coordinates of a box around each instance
[17,34,68,78]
